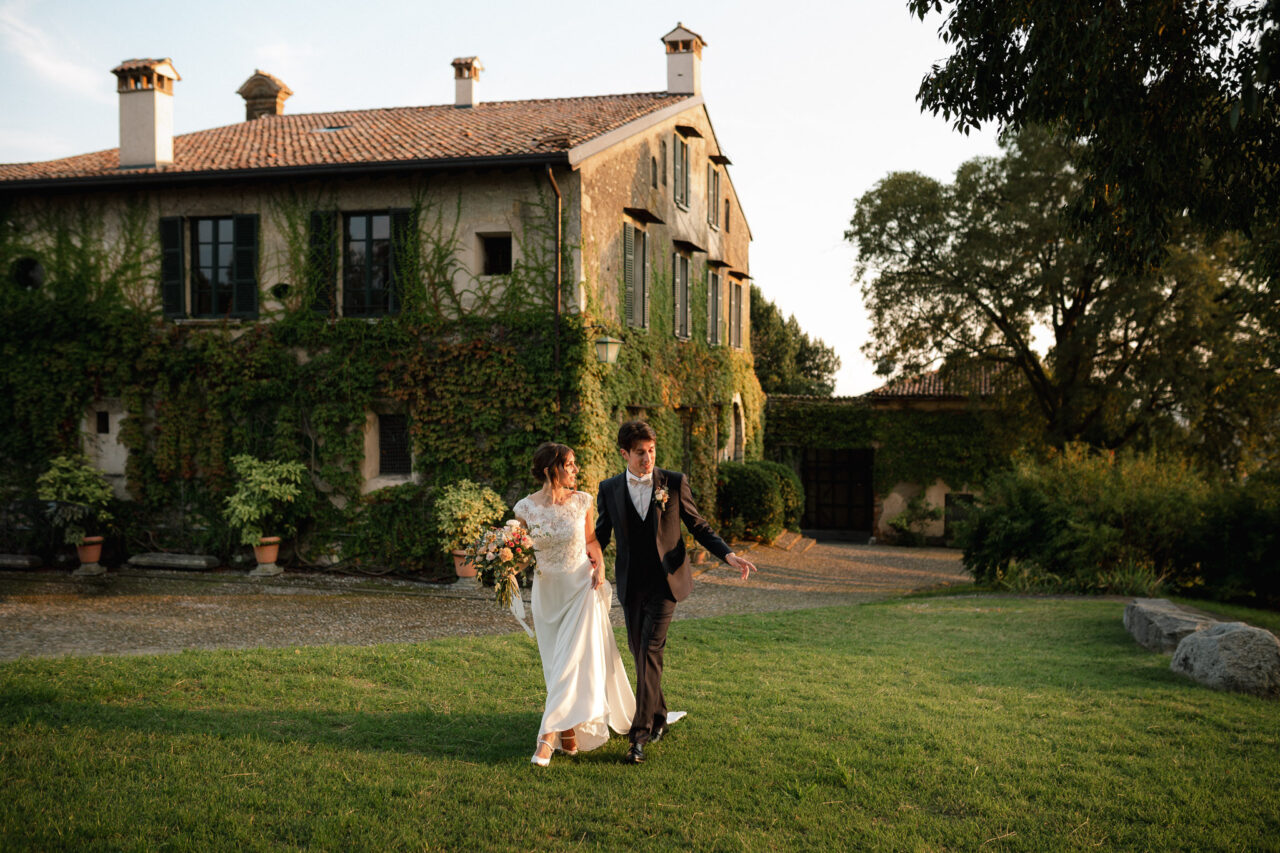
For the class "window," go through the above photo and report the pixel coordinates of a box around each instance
[707,270,722,345]
[672,252,691,339]
[311,208,411,317]
[623,222,649,328]
[651,156,658,188]
[724,199,731,233]
[673,134,690,207]
[95,411,110,434]
[378,413,412,476]
[660,140,667,188]
[159,216,258,319]
[480,233,513,275]
[706,165,720,228]
[344,212,394,316]
[730,281,743,348]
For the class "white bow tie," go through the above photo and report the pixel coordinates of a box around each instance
[628,474,652,487]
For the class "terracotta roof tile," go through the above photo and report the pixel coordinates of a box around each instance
[0,92,687,184]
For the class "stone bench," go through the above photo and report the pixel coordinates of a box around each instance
[1124,598,1217,652]
[0,554,42,569]
[126,553,220,570]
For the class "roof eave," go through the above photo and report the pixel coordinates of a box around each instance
[0,151,571,193]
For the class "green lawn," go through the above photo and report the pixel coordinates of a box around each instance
[2,598,1277,851]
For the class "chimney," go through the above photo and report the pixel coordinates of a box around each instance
[111,58,180,168]
[237,70,293,121]
[452,56,482,108]
[662,23,705,96]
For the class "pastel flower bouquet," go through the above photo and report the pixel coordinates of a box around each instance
[465,519,537,611]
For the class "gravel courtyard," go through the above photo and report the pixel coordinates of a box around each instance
[0,541,967,660]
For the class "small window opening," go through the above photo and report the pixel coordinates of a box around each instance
[378,414,412,476]
[480,233,513,275]
[96,411,110,434]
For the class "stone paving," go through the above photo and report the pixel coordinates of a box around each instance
[0,541,967,661]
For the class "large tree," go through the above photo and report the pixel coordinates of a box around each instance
[847,129,1278,470]
[749,285,841,396]
[909,0,1279,276]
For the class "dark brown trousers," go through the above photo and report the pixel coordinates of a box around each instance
[623,590,676,744]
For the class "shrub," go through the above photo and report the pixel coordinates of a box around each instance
[433,479,507,552]
[223,455,310,546]
[960,445,1253,598]
[35,455,115,545]
[749,460,804,529]
[716,462,784,543]
[888,494,943,547]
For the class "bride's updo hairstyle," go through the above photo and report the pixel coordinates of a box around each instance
[532,442,574,485]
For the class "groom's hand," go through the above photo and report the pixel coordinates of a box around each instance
[725,552,755,580]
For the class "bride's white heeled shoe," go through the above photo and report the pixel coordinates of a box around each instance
[531,737,555,767]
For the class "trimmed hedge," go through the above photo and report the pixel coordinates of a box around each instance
[715,460,806,543]
[749,460,804,529]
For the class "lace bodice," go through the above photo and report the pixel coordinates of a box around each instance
[514,491,592,573]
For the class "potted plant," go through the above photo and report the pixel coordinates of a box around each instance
[433,479,507,578]
[224,454,308,577]
[36,455,115,575]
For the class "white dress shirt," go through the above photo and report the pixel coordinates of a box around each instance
[627,472,653,520]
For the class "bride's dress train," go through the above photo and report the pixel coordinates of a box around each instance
[515,491,634,752]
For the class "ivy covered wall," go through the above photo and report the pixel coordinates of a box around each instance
[0,151,760,563]
[763,395,1017,498]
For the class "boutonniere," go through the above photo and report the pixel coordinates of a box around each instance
[653,485,670,511]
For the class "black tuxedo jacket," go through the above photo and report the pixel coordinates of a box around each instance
[595,468,731,605]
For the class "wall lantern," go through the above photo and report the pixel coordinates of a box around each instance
[594,334,623,364]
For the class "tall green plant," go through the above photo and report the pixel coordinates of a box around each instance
[223,455,309,546]
[35,455,114,545]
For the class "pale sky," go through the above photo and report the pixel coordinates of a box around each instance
[0,0,1001,395]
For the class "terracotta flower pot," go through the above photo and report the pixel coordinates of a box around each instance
[254,536,281,566]
[77,535,104,565]
[453,549,477,578]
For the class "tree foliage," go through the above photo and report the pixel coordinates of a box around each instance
[909,0,1280,276]
[749,285,841,396]
[847,129,1278,471]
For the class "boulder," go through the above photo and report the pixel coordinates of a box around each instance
[1124,598,1217,652]
[1171,622,1280,699]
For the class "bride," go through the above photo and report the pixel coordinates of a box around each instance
[513,442,635,766]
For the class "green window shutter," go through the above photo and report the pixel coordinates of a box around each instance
[640,230,650,328]
[389,208,415,314]
[623,223,635,326]
[682,141,690,205]
[671,253,679,336]
[683,258,692,337]
[707,164,713,224]
[715,274,723,344]
[231,214,259,319]
[673,134,683,205]
[308,210,337,315]
[159,216,184,318]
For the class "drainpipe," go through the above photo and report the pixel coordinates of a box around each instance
[545,165,563,401]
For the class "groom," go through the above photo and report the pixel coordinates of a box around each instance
[590,419,756,764]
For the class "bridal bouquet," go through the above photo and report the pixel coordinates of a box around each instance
[465,519,537,611]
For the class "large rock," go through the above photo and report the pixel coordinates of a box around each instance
[1171,622,1280,699]
[1124,598,1216,652]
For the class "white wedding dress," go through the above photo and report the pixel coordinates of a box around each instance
[514,490,635,752]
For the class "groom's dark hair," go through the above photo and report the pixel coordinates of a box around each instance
[617,420,657,452]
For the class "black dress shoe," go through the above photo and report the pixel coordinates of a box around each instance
[649,723,670,744]
[623,742,645,764]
